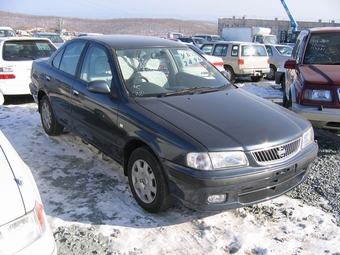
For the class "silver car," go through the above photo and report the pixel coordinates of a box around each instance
[265,44,292,80]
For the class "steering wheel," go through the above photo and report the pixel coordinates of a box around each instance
[133,74,149,82]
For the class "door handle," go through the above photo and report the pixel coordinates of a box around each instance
[73,89,79,96]
[46,76,50,81]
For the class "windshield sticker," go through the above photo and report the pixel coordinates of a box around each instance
[36,43,51,50]
[177,50,203,67]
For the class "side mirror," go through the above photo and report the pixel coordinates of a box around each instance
[87,80,111,94]
[284,60,297,70]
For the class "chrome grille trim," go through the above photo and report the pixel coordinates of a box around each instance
[251,138,301,164]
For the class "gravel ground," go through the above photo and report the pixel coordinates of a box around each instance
[53,129,340,255]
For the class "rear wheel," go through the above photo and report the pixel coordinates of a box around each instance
[224,66,235,83]
[128,146,172,213]
[40,95,64,136]
[266,64,276,80]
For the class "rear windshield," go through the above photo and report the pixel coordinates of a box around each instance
[241,45,267,56]
[2,40,57,61]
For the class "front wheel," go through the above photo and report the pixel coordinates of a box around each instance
[128,146,172,213]
[40,95,64,136]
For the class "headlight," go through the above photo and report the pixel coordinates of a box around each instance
[301,127,314,149]
[0,202,46,255]
[303,89,332,102]
[187,151,248,170]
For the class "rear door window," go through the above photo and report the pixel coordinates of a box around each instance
[58,41,87,76]
[213,45,228,56]
[231,45,239,57]
[2,40,57,61]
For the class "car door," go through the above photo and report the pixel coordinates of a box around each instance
[285,32,307,100]
[45,41,87,128]
[70,42,121,159]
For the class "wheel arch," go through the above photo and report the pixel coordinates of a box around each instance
[123,135,162,176]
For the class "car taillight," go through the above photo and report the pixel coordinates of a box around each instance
[267,58,270,64]
[212,61,224,68]
[0,74,16,79]
[0,67,15,79]
[238,59,244,65]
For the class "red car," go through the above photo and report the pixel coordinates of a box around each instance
[283,27,340,131]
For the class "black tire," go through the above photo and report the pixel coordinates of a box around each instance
[251,75,264,82]
[280,75,286,91]
[266,64,276,80]
[224,66,235,83]
[40,95,64,136]
[283,93,292,109]
[128,146,172,213]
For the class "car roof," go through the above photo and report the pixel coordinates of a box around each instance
[0,37,54,43]
[307,27,340,33]
[203,41,263,45]
[70,35,187,49]
[34,32,59,35]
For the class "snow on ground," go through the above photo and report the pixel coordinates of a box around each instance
[1,83,340,254]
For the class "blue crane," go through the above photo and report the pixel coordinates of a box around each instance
[280,0,298,32]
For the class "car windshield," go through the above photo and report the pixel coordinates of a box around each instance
[2,40,56,60]
[116,47,231,97]
[0,29,16,37]
[37,34,64,43]
[303,33,340,64]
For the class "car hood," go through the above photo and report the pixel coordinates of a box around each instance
[0,132,36,226]
[300,65,340,85]
[135,88,309,151]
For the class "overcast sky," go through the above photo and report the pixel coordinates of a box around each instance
[1,0,339,23]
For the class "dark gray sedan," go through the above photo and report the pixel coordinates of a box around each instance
[29,35,318,213]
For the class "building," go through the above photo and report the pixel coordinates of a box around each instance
[218,17,340,42]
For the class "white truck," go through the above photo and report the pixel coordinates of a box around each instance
[221,27,277,44]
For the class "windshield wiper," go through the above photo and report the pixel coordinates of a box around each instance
[160,86,226,97]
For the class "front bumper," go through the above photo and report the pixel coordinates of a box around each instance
[163,141,318,211]
[292,103,340,131]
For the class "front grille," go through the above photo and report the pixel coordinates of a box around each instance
[251,138,301,164]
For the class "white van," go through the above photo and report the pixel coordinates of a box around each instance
[201,41,270,82]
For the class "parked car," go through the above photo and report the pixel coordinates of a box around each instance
[0,130,57,255]
[264,44,292,80]
[185,43,225,72]
[77,32,103,37]
[274,65,286,90]
[283,27,340,131]
[194,34,224,43]
[0,26,16,37]
[201,41,270,82]
[32,32,65,48]
[0,37,57,105]
[177,37,205,47]
[30,35,318,213]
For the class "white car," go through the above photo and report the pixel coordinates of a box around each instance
[0,130,57,255]
[0,37,57,105]
[184,43,225,72]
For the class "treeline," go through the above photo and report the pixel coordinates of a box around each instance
[0,11,218,37]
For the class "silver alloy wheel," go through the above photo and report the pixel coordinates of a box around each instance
[41,101,52,130]
[131,159,157,204]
